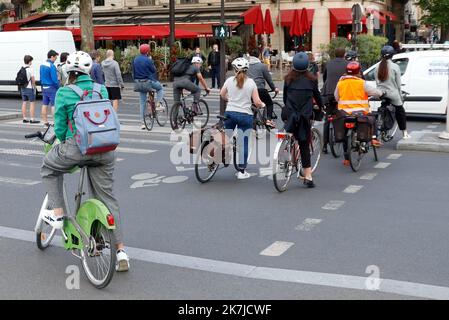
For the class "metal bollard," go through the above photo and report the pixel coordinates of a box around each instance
[438,107,449,139]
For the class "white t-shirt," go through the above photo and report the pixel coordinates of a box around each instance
[223,76,257,115]
[24,65,34,89]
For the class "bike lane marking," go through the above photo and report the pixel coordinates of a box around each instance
[322,200,345,211]
[2,225,449,299]
[0,176,41,186]
[343,185,363,194]
[360,173,378,180]
[387,154,402,160]
[374,162,391,169]
[259,241,295,257]
[295,219,322,232]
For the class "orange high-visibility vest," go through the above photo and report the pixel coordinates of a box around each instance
[337,77,369,114]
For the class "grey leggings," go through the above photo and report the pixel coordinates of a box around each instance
[173,78,200,103]
[41,138,123,243]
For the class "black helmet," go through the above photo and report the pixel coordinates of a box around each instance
[292,52,309,71]
[345,50,358,61]
[381,45,395,59]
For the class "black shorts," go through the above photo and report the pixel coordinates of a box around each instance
[106,87,122,100]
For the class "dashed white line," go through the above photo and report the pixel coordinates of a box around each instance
[0,176,41,186]
[427,125,438,129]
[322,200,345,211]
[374,162,391,169]
[260,241,294,257]
[387,154,402,160]
[360,173,378,180]
[343,185,364,194]
[295,219,322,232]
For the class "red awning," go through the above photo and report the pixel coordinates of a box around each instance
[329,8,367,25]
[264,9,274,34]
[241,5,262,25]
[380,10,397,21]
[2,13,48,31]
[276,9,314,27]
[289,9,301,37]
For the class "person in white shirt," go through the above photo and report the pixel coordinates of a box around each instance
[20,55,39,124]
[220,58,264,179]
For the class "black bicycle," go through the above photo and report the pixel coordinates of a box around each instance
[143,90,169,131]
[170,90,209,131]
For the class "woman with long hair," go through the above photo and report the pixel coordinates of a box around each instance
[375,45,410,139]
[282,52,324,188]
[220,57,264,179]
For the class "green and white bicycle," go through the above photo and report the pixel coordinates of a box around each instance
[25,126,117,289]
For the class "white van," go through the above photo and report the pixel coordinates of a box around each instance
[0,30,76,94]
[364,50,449,116]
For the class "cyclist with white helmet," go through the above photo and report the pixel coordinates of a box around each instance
[173,56,211,113]
[41,51,130,272]
[220,57,265,180]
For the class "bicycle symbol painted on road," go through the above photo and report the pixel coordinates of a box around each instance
[130,172,189,189]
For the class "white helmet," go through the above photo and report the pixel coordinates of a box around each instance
[191,56,203,64]
[66,51,93,75]
[231,57,249,73]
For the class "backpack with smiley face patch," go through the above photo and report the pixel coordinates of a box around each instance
[67,83,120,155]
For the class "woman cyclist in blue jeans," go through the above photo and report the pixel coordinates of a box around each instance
[220,58,265,180]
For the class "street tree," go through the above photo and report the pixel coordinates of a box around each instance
[40,0,93,51]
[417,0,449,41]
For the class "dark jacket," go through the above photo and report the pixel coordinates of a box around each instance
[133,54,157,81]
[207,51,220,67]
[322,57,348,97]
[282,74,323,142]
[90,61,105,85]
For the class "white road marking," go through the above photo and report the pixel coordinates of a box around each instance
[0,162,40,169]
[175,166,197,172]
[162,176,189,184]
[360,173,378,180]
[115,147,157,154]
[0,148,43,157]
[1,225,449,299]
[260,241,294,257]
[322,200,345,211]
[427,125,438,129]
[131,173,158,180]
[116,158,124,162]
[343,185,364,194]
[432,122,442,125]
[387,154,402,160]
[375,162,391,169]
[295,219,322,232]
[0,176,41,186]
[259,167,273,177]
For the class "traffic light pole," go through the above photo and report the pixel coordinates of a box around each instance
[219,0,226,118]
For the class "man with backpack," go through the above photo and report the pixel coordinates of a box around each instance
[40,51,130,272]
[207,44,221,89]
[40,50,60,126]
[133,44,165,129]
[56,52,69,86]
[16,55,39,124]
[172,56,210,113]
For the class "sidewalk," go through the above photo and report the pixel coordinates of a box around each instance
[397,130,449,153]
[0,111,20,121]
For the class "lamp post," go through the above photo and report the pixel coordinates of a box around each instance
[169,0,175,49]
[219,0,226,117]
[278,0,283,81]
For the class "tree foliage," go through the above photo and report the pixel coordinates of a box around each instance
[417,0,449,40]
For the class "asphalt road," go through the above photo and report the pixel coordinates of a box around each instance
[0,89,448,300]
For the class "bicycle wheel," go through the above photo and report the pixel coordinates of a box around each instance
[381,122,399,142]
[170,102,187,131]
[329,122,343,158]
[36,194,57,250]
[193,99,210,129]
[156,98,169,127]
[347,130,363,172]
[310,128,322,173]
[80,221,116,289]
[143,101,154,131]
[271,102,284,131]
[273,139,293,192]
[195,140,220,183]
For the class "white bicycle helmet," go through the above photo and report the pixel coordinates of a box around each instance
[231,57,249,73]
[191,56,203,64]
[66,51,93,75]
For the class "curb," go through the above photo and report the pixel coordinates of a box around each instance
[397,132,449,153]
[0,113,20,121]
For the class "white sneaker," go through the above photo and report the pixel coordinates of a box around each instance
[237,171,251,180]
[155,103,164,112]
[116,250,130,272]
[403,133,411,139]
[141,123,146,130]
[42,209,64,229]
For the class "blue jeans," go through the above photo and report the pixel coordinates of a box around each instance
[224,111,253,171]
[135,80,164,121]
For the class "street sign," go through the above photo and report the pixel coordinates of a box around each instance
[212,25,232,39]
[352,3,364,33]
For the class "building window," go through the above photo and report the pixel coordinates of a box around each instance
[138,0,156,5]
[180,0,199,4]
[94,0,105,6]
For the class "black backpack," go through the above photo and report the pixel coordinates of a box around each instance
[170,57,191,77]
[15,66,29,87]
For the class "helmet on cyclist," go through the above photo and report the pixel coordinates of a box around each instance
[381,45,395,59]
[292,52,309,72]
[191,56,203,64]
[65,51,92,75]
[140,44,150,55]
[231,57,249,73]
[346,61,361,75]
[345,50,358,61]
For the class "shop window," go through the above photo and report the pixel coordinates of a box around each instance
[94,0,105,6]
[180,0,199,4]
[138,0,155,5]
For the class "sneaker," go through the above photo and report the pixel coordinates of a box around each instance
[403,133,411,139]
[343,160,350,166]
[116,250,130,272]
[303,179,315,188]
[141,123,146,130]
[43,122,50,127]
[322,145,328,154]
[42,209,64,229]
[155,102,164,112]
[30,119,40,124]
[22,119,29,123]
[237,171,251,180]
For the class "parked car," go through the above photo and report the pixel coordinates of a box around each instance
[364,49,449,116]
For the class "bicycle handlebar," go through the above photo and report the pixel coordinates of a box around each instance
[24,132,43,140]
[268,90,278,99]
